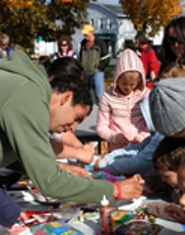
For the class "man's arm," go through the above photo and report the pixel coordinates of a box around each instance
[97,39,110,71]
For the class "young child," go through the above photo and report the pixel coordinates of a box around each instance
[96,55,185,175]
[95,96,164,176]
[161,157,185,224]
[96,49,150,151]
[146,137,185,223]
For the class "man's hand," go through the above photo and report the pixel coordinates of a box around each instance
[76,144,94,164]
[113,175,144,200]
[58,163,90,178]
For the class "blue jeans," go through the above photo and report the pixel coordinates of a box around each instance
[0,188,20,227]
[99,133,164,176]
[90,72,105,102]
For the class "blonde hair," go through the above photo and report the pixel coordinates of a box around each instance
[158,58,185,80]
[118,71,144,91]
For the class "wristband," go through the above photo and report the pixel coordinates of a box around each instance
[114,182,122,200]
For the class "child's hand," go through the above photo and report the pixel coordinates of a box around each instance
[95,155,105,170]
[132,137,142,144]
[165,204,185,223]
[150,71,156,80]
[115,133,129,147]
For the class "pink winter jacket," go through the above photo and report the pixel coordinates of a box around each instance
[96,49,150,150]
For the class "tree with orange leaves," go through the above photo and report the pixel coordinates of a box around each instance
[0,0,89,48]
[120,0,184,36]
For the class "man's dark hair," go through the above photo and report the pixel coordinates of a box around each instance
[135,32,149,45]
[47,57,89,88]
[50,75,93,115]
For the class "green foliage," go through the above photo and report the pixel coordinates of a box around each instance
[120,0,184,36]
[0,0,89,48]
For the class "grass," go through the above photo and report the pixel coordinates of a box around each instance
[104,65,115,89]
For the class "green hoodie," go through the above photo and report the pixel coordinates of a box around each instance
[0,50,114,205]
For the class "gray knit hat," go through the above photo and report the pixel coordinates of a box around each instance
[149,78,185,136]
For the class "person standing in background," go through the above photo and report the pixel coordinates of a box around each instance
[80,24,110,102]
[0,33,13,59]
[135,32,159,89]
[159,16,185,73]
[54,36,77,59]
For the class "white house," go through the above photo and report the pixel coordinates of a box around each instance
[34,1,164,57]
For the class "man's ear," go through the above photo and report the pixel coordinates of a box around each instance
[60,91,73,105]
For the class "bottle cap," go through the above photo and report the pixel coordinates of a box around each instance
[101,195,109,206]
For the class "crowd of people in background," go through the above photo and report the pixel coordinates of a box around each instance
[1,15,185,231]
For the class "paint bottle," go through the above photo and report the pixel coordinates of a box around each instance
[100,195,112,235]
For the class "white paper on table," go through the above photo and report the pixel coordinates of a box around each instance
[116,196,147,211]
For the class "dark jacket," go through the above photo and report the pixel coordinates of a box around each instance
[80,37,110,76]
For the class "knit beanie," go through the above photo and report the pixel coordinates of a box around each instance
[149,78,185,136]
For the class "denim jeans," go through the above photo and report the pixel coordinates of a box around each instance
[99,133,164,176]
[90,71,105,102]
[0,188,20,227]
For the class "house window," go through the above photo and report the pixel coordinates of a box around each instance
[110,19,114,29]
[99,18,106,29]
[90,18,94,27]
[107,18,111,29]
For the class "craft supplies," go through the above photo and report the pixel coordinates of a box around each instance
[100,195,112,235]
[131,208,156,223]
[117,195,147,211]
[31,220,84,235]
[111,210,131,226]
[114,220,164,235]
[92,171,125,183]
[27,182,62,205]
[8,224,32,235]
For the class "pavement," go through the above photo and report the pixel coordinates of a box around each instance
[110,58,118,66]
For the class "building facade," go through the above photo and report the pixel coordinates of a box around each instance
[34,1,164,58]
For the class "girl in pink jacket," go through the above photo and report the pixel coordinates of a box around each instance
[96,49,150,151]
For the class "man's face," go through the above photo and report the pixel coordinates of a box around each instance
[49,91,90,133]
[83,31,94,42]
[0,42,9,50]
[135,39,142,49]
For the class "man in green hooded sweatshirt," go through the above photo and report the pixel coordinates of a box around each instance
[0,50,143,208]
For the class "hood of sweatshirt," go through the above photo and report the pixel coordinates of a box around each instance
[140,96,155,132]
[112,49,146,95]
[0,50,50,103]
